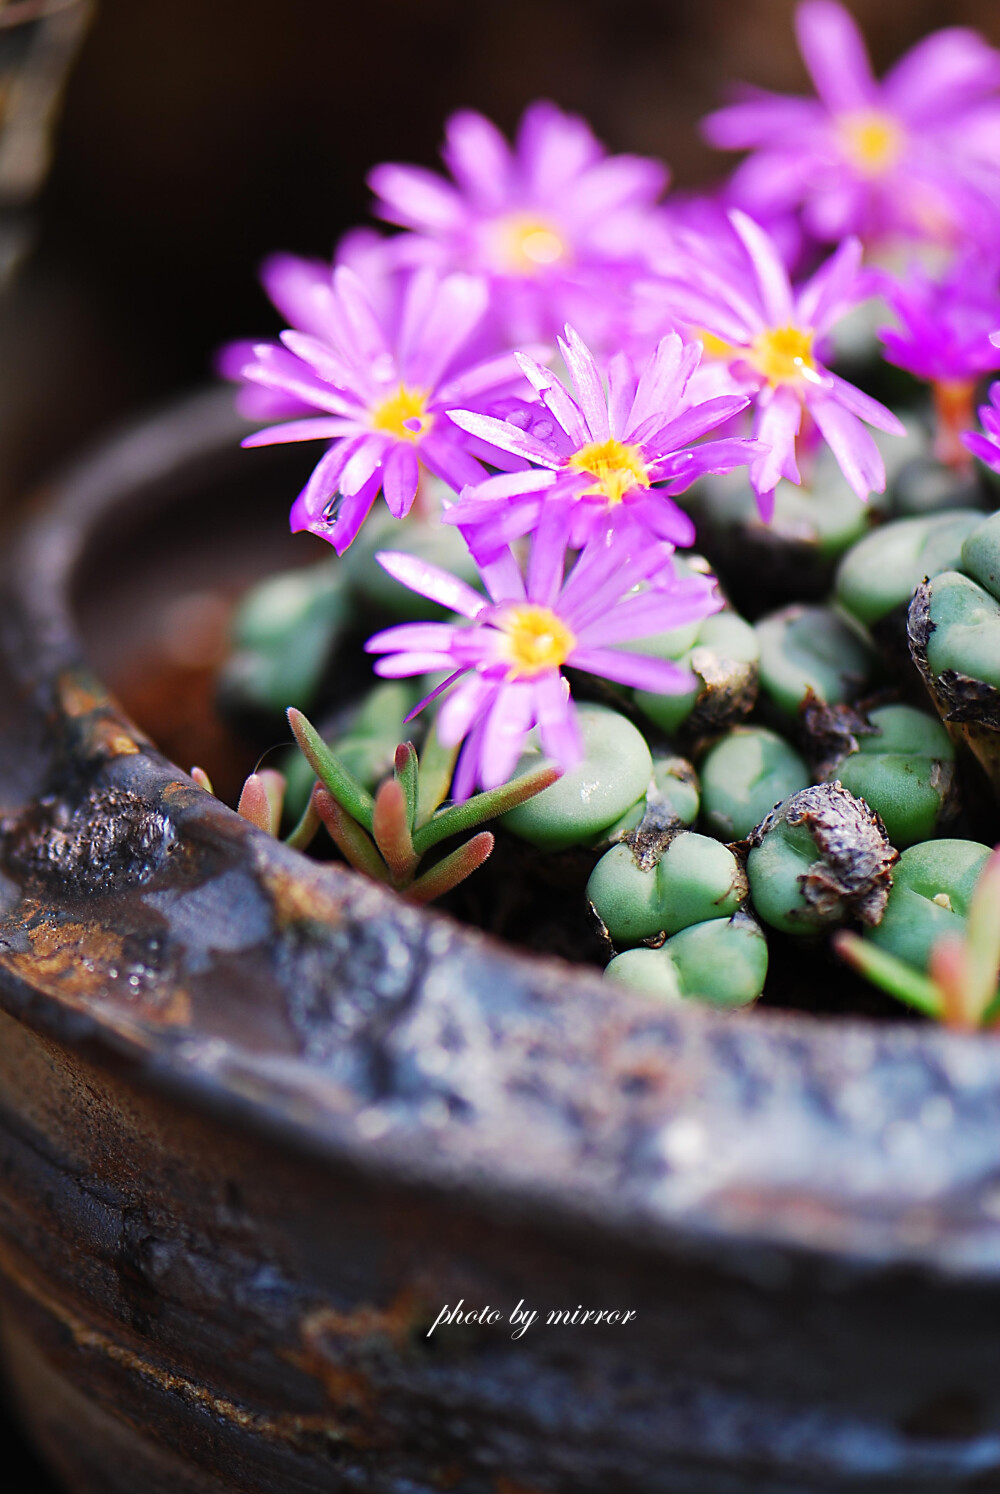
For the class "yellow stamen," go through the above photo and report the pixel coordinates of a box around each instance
[747,325,817,388]
[836,109,905,177]
[498,214,568,275]
[497,603,577,679]
[566,437,651,506]
[370,385,433,442]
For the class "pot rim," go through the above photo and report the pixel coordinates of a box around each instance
[2,385,1000,1279]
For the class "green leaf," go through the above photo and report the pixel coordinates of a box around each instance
[287,707,375,831]
[415,722,458,828]
[408,832,494,904]
[412,765,560,855]
[372,777,419,884]
[314,787,389,882]
[833,931,944,1018]
[394,741,419,831]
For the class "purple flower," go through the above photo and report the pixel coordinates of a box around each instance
[876,252,1000,385]
[364,517,720,798]
[442,327,756,555]
[645,209,905,519]
[702,0,1000,250]
[237,264,532,554]
[963,382,1000,473]
[876,251,1000,466]
[368,102,669,347]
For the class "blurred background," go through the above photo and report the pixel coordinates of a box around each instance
[0,0,996,516]
[0,0,998,1483]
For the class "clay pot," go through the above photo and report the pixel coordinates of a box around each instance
[1,389,1000,1494]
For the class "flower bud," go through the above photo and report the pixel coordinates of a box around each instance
[747,783,897,934]
[700,726,810,843]
[822,703,954,849]
[866,838,991,973]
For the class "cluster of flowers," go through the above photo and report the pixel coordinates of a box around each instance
[228,0,1000,797]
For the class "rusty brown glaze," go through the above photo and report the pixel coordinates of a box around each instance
[2,393,1000,1491]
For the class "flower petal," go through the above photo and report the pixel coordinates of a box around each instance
[382,443,420,519]
[729,209,794,326]
[479,682,536,789]
[752,386,802,496]
[242,417,356,448]
[447,408,563,467]
[808,395,886,500]
[368,162,467,233]
[794,237,864,332]
[442,109,512,206]
[570,646,696,694]
[534,671,582,775]
[795,0,878,113]
[558,325,610,440]
[374,551,487,618]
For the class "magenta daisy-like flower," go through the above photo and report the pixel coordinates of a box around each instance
[364,516,720,798]
[237,264,531,554]
[646,209,905,519]
[876,252,1000,466]
[368,102,669,347]
[963,382,1000,474]
[441,326,756,556]
[877,253,1000,385]
[702,0,1000,250]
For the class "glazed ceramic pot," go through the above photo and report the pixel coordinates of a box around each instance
[1,390,1000,1494]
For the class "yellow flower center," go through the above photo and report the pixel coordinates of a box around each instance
[836,109,905,177]
[370,385,434,441]
[747,325,817,388]
[498,213,568,275]
[696,329,739,361]
[497,604,577,679]
[566,437,651,506]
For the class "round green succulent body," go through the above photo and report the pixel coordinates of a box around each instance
[923,571,1000,690]
[867,838,992,974]
[747,783,897,934]
[588,832,746,947]
[634,609,759,736]
[960,510,1000,602]
[221,561,347,716]
[700,727,810,842]
[834,510,981,629]
[599,753,700,844]
[502,705,653,850]
[756,605,875,718]
[824,704,954,849]
[604,911,768,1008]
